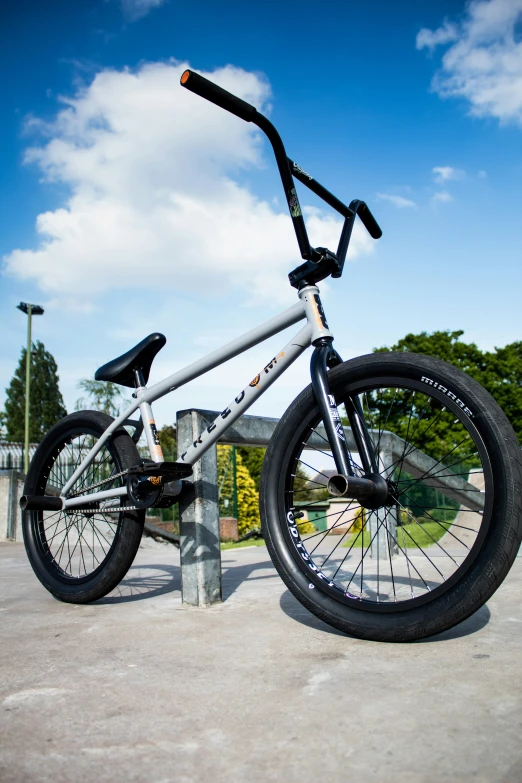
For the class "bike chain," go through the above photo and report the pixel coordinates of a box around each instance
[80,505,141,515]
[67,468,129,499]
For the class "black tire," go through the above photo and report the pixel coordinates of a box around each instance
[261,353,522,642]
[23,410,144,603]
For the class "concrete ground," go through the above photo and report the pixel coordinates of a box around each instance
[1,540,521,783]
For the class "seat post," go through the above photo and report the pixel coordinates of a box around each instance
[134,368,164,463]
[134,368,146,388]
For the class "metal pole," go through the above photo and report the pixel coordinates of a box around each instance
[177,409,222,606]
[24,305,32,474]
[370,434,398,559]
[232,445,238,521]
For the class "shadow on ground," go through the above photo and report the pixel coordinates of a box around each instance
[97,552,278,605]
[221,555,276,600]
[96,547,492,645]
[98,562,181,604]
[279,588,491,641]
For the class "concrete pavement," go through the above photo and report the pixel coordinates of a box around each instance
[1,540,521,783]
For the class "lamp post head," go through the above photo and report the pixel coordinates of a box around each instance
[17,302,44,316]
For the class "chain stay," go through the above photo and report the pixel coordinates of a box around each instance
[67,468,128,498]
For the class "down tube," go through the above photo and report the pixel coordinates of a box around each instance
[179,324,312,466]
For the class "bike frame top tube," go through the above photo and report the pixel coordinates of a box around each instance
[143,301,306,405]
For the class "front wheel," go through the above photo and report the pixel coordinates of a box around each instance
[261,352,522,642]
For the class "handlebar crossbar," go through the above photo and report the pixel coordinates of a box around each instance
[180,69,382,284]
[289,159,354,219]
[289,159,382,239]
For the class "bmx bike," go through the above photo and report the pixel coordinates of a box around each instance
[21,70,522,642]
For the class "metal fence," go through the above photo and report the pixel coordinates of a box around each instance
[0,442,38,471]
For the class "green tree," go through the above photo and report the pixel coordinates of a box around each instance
[237,446,265,491]
[3,341,67,442]
[375,330,486,373]
[158,424,177,459]
[292,464,329,502]
[217,445,260,535]
[374,330,522,444]
[76,379,130,418]
[479,341,522,442]
[236,456,261,535]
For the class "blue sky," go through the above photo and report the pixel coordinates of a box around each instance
[1,0,521,428]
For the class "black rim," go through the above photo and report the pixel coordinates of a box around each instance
[31,427,125,584]
[280,375,494,613]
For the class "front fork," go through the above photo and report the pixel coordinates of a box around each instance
[310,340,352,477]
[310,339,388,508]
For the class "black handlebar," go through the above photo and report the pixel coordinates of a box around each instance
[181,69,257,123]
[180,69,382,283]
[352,201,382,240]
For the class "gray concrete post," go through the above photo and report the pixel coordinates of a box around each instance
[0,470,25,541]
[176,409,222,606]
[370,435,398,559]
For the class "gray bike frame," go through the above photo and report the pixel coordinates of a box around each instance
[61,285,333,508]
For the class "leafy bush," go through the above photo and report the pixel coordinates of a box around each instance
[296,519,315,535]
[351,507,366,533]
[217,445,260,536]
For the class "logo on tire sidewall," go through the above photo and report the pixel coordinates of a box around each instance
[420,376,474,417]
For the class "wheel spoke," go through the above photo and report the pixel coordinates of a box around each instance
[31,428,129,580]
[283,377,491,608]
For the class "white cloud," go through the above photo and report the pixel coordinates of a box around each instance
[478,169,488,177]
[120,0,166,22]
[376,193,417,209]
[416,21,458,51]
[432,165,465,184]
[2,61,374,307]
[432,191,453,202]
[417,0,522,126]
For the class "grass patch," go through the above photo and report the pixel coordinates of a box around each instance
[220,538,266,550]
[341,530,372,549]
[342,520,453,549]
[396,520,452,548]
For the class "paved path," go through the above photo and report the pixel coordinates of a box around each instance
[1,540,521,783]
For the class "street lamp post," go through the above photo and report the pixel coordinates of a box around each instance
[16,302,44,474]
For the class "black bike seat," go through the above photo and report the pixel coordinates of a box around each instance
[95,333,166,388]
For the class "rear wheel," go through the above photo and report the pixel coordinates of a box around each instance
[261,352,522,641]
[23,410,144,603]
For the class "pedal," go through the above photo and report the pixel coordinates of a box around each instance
[128,461,193,480]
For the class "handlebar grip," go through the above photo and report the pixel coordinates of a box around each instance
[180,69,257,123]
[355,201,382,239]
